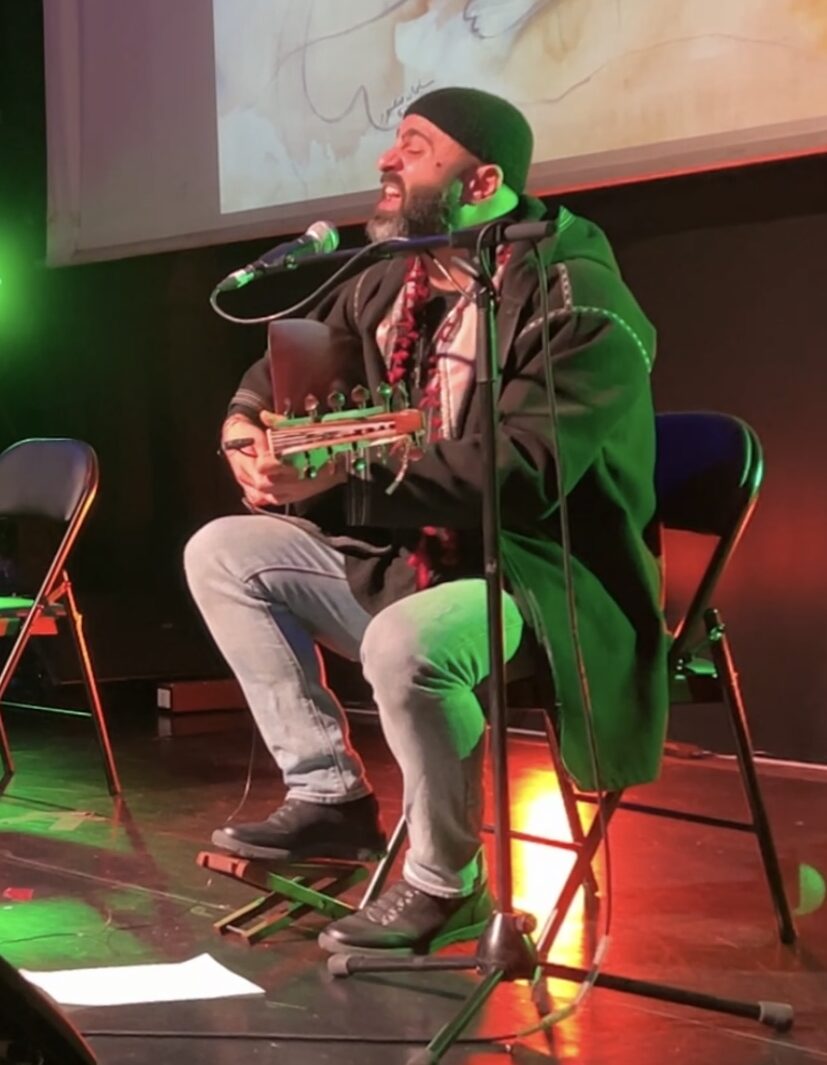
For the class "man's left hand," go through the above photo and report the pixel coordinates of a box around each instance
[255,409,347,505]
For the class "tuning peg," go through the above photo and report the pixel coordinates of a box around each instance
[304,394,321,422]
[377,382,393,413]
[351,385,370,410]
[327,390,346,413]
[347,442,367,477]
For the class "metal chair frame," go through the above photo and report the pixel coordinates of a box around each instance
[0,438,120,795]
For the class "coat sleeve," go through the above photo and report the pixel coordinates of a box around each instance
[227,356,271,422]
[346,259,656,530]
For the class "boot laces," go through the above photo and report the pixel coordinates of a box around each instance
[365,882,421,926]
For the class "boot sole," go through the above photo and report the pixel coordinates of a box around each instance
[317,917,491,956]
[210,829,386,864]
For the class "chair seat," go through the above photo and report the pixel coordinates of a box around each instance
[0,597,62,637]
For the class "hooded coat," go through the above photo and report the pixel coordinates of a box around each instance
[228,204,670,791]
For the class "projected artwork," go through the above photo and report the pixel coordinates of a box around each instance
[214,0,827,215]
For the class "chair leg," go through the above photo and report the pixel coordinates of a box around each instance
[543,716,601,904]
[705,608,796,945]
[358,813,408,907]
[0,708,13,782]
[0,619,38,784]
[535,790,623,957]
[64,575,122,796]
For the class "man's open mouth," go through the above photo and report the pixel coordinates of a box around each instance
[378,181,404,210]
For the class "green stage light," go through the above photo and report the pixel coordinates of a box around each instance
[0,234,31,345]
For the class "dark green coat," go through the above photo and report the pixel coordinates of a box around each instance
[230,205,669,791]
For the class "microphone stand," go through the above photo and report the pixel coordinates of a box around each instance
[329,223,543,1062]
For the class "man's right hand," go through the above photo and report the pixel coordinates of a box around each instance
[221,413,346,509]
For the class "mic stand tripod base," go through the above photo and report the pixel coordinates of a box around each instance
[328,917,794,1064]
[327,910,540,1065]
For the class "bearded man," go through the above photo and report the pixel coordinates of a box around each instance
[184,87,668,955]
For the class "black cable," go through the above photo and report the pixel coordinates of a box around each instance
[534,250,613,928]
[0,921,158,950]
[222,725,258,824]
[501,246,614,1036]
[208,237,396,326]
[80,1027,519,1047]
[0,849,228,914]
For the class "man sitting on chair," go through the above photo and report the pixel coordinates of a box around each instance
[185,87,669,955]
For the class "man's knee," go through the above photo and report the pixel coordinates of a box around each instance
[183,516,243,588]
[360,596,466,695]
[184,514,309,583]
[360,582,523,696]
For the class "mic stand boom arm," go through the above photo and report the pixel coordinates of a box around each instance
[243,219,555,277]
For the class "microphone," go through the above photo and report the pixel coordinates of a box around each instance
[215,221,340,292]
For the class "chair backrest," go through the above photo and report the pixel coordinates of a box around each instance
[0,439,98,523]
[654,412,763,661]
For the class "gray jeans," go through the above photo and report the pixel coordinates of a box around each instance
[184,514,524,897]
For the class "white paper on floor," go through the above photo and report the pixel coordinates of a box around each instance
[20,952,265,1007]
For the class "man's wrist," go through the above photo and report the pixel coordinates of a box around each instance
[217,413,258,457]
[222,413,254,434]
[221,413,257,445]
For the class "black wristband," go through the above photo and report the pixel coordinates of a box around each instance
[221,436,255,453]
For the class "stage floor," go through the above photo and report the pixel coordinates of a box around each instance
[0,698,825,1064]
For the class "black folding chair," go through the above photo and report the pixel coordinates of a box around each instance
[0,438,121,795]
[540,410,796,952]
[660,411,794,942]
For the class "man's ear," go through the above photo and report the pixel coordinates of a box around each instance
[461,163,505,204]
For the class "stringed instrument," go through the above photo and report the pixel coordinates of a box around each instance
[263,319,424,479]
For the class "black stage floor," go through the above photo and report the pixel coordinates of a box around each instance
[0,695,825,1064]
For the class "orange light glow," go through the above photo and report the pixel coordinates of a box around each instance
[510,761,599,969]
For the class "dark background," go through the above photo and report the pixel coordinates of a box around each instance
[3,4,827,762]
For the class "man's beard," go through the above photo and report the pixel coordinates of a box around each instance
[366,185,454,243]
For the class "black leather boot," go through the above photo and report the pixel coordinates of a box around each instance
[211,793,386,862]
[318,879,494,954]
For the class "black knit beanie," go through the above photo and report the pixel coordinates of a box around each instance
[404,87,534,194]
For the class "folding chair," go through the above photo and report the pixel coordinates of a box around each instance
[0,438,121,795]
[542,410,796,951]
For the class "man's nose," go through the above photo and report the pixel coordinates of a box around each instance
[378,144,402,172]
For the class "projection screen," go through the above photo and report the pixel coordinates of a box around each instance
[44,0,827,266]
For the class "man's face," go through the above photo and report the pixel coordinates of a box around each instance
[367,115,476,242]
